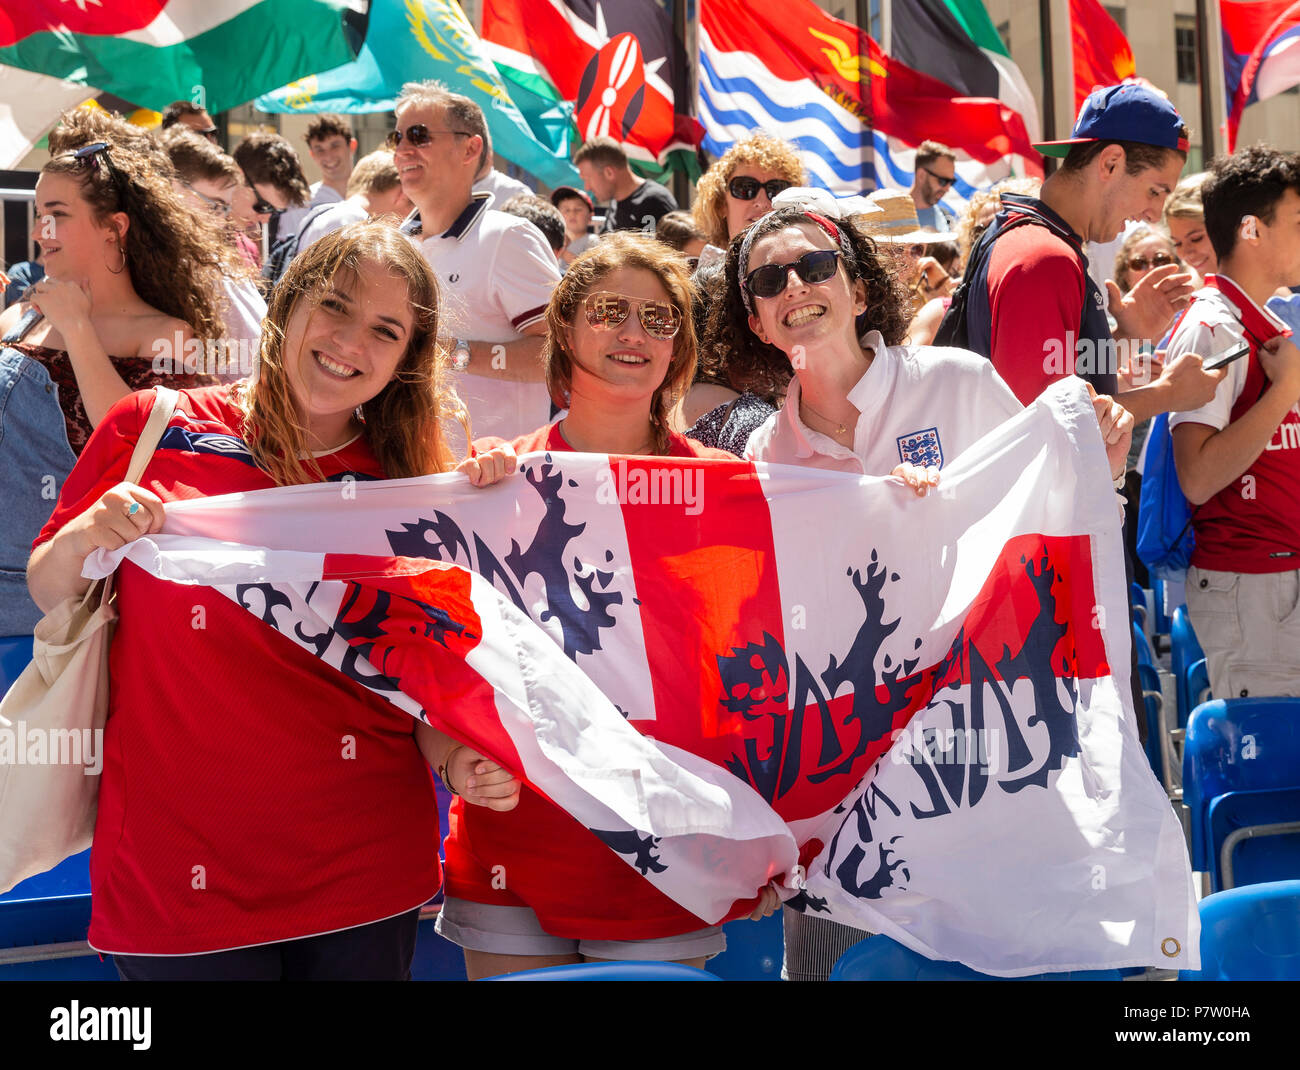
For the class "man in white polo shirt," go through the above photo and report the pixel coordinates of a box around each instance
[393,80,560,440]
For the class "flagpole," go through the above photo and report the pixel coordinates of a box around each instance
[860,0,877,192]
[673,0,694,207]
[1195,0,1216,161]
[1038,0,1057,173]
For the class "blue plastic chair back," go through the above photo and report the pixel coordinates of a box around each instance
[1136,662,1165,783]
[0,634,33,698]
[1132,622,1155,669]
[1208,787,1300,891]
[1187,658,1211,712]
[1180,880,1300,980]
[1171,606,1205,727]
[829,935,1122,981]
[487,960,722,981]
[1183,698,1300,872]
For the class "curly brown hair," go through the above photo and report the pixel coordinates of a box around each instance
[41,111,235,339]
[692,134,807,248]
[705,207,912,399]
[544,232,697,455]
[233,133,310,207]
[236,222,465,486]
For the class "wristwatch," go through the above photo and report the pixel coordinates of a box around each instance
[451,338,470,372]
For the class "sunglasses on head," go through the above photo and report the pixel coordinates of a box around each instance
[386,124,471,150]
[1127,252,1176,272]
[920,164,955,189]
[728,176,794,202]
[71,142,127,206]
[744,249,842,300]
[584,291,683,340]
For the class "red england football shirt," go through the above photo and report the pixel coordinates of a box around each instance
[443,421,751,939]
[35,387,442,955]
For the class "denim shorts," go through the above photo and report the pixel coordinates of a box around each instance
[0,348,76,636]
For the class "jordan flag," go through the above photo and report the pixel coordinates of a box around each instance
[481,0,703,177]
[0,0,356,115]
[89,380,1197,976]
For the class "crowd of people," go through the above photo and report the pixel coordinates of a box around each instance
[3,74,1299,983]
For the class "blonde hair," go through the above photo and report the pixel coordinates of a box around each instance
[236,223,464,485]
[1164,171,1208,223]
[692,134,807,247]
[346,149,401,197]
[955,176,1041,265]
[544,232,696,455]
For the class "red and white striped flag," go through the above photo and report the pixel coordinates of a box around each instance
[89,380,1197,975]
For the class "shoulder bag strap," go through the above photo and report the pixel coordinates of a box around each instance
[124,386,180,485]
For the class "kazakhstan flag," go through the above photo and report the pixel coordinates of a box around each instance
[256,0,578,188]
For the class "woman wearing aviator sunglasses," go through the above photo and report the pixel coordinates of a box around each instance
[710,204,1133,979]
[437,232,779,979]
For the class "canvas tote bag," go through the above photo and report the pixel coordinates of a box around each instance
[0,387,179,893]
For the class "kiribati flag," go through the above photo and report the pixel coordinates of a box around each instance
[698,0,1042,202]
[89,380,1196,975]
[1222,0,1300,151]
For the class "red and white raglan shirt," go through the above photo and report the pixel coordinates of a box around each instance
[414,194,562,441]
[1166,275,1300,572]
[34,387,441,956]
[442,421,742,940]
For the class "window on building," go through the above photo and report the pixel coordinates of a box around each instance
[1175,16,1198,84]
[1104,5,1126,34]
[997,20,1011,52]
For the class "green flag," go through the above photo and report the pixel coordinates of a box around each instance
[257,0,579,189]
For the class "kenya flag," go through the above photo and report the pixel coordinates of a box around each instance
[90,380,1197,975]
[481,0,703,178]
[0,0,356,114]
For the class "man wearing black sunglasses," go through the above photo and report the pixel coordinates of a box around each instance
[392,81,561,440]
[909,140,959,232]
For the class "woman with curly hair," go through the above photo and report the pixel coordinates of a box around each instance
[715,204,1131,979]
[437,232,779,980]
[27,223,519,980]
[681,135,808,453]
[0,110,236,639]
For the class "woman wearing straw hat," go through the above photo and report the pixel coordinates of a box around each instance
[861,189,959,316]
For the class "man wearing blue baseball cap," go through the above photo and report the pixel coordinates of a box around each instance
[939,82,1221,422]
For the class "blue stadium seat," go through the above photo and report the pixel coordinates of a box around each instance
[1183,698,1300,886]
[486,960,722,981]
[1208,788,1300,891]
[0,634,33,698]
[828,934,1122,980]
[1187,657,1211,712]
[1129,582,1148,631]
[1171,605,1205,728]
[0,850,113,980]
[1133,621,1156,669]
[1180,880,1300,981]
[1136,661,1168,788]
